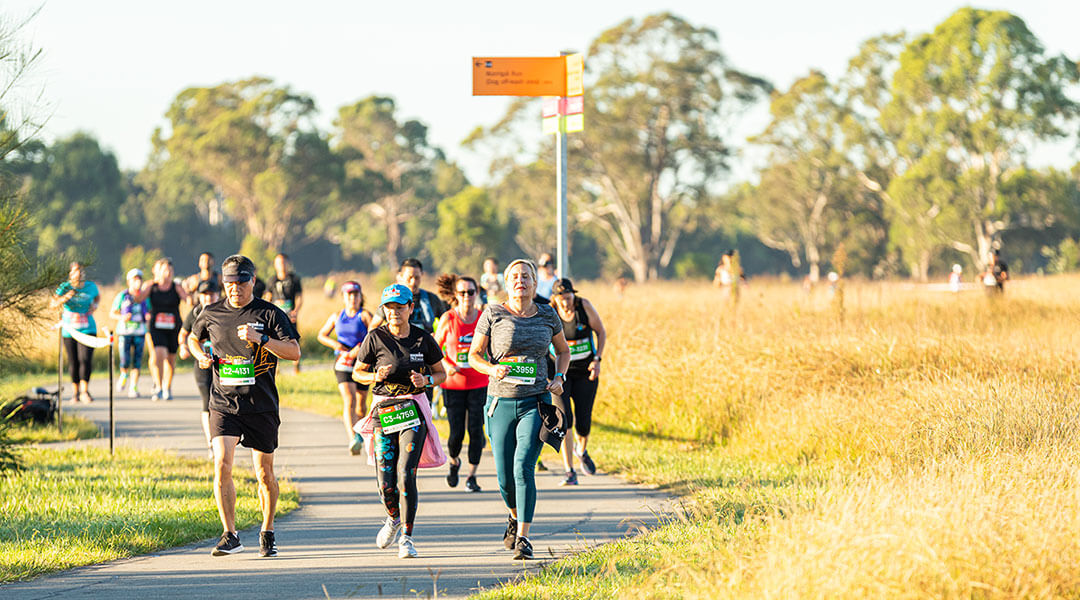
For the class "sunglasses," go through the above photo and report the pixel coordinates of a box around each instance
[456,290,477,296]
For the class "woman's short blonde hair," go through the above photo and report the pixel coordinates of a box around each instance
[503,259,538,286]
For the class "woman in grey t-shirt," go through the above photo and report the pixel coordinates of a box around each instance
[469,259,571,560]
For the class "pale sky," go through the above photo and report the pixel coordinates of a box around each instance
[6,0,1080,184]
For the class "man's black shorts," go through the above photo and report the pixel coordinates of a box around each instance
[209,410,280,453]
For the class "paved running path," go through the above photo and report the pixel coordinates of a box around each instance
[2,370,665,599]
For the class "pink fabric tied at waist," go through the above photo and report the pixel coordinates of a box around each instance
[353,393,447,468]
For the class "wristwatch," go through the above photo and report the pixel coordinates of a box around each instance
[427,374,435,387]
[260,334,269,345]
[554,372,565,379]
[593,356,602,362]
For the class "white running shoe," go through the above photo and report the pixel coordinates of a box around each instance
[376,517,401,549]
[127,386,139,399]
[398,534,417,558]
[151,387,161,401]
[163,389,172,401]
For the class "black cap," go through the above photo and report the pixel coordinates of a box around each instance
[551,278,577,295]
[221,255,256,283]
[537,401,567,451]
[197,280,219,294]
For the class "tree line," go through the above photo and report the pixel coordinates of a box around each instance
[3,8,1080,284]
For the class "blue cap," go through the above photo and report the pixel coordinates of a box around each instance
[380,283,413,306]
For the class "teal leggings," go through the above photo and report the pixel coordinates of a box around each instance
[484,393,548,522]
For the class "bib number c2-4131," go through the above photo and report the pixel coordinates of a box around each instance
[218,358,255,386]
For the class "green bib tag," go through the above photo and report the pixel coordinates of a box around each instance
[455,350,470,369]
[568,338,593,361]
[276,299,294,311]
[218,358,255,386]
[378,401,421,434]
[500,359,538,385]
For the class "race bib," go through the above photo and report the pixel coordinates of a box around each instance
[378,400,421,434]
[500,357,537,386]
[68,313,89,329]
[334,352,356,373]
[568,338,594,361]
[275,299,294,311]
[218,357,255,386]
[455,350,470,369]
[154,313,177,329]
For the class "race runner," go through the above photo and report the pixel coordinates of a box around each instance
[352,284,447,559]
[549,278,606,485]
[179,279,222,455]
[434,273,487,492]
[183,251,221,308]
[188,255,301,558]
[141,258,188,401]
[110,268,150,398]
[467,259,571,560]
[316,280,373,454]
[51,261,100,403]
[268,253,303,373]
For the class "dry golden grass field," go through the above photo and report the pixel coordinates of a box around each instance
[10,273,1080,597]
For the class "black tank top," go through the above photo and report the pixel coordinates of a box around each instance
[560,297,594,374]
[149,282,182,321]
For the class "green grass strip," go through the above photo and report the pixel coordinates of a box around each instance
[0,446,299,583]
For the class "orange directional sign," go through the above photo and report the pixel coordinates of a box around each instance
[472,57,567,96]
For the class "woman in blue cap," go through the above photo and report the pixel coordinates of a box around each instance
[468,258,571,560]
[352,283,447,559]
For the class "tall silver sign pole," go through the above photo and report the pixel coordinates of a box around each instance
[556,106,569,279]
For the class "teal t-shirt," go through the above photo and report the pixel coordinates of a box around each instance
[56,281,99,337]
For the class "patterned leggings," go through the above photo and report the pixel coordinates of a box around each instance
[374,422,427,535]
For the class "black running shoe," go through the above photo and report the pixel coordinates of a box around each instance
[465,475,481,492]
[503,514,518,550]
[259,530,277,557]
[559,470,579,486]
[512,536,533,560]
[212,532,243,556]
[447,459,460,488]
[579,451,596,476]
[535,458,549,472]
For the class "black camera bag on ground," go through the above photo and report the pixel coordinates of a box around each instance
[1,387,59,424]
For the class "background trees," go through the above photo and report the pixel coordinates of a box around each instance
[8,8,1080,283]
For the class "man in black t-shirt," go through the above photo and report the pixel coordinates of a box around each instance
[267,253,303,372]
[189,255,301,559]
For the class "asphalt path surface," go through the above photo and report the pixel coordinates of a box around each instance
[2,368,665,599]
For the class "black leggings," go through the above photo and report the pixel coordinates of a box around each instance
[374,421,427,534]
[62,337,94,384]
[444,387,486,465]
[555,372,599,437]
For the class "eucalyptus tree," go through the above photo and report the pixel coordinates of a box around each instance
[884,8,1080,271]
